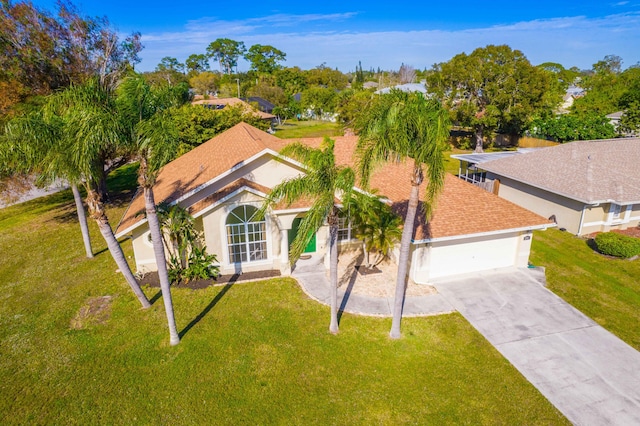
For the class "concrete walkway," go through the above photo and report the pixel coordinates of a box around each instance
[292,258,640,424]
[433,268,640,426]
[291,254,454,317]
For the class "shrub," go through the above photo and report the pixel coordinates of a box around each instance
[594,232,640,258]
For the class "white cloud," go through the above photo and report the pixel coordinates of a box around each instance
[137,12,640,72]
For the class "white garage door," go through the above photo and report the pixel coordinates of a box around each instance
[428,235,519,279]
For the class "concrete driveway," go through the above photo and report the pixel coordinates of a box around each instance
[433,268,640,425]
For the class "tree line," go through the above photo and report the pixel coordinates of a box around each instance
[3,0,640,344]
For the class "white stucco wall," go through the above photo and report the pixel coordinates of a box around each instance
[410,231,535,283]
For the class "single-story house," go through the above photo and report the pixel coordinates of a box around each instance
[479,138,640,235]
[115,123,553,282]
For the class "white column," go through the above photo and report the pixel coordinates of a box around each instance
[280,228,291,275]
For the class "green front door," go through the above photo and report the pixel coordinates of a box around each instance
[290,218,316,253]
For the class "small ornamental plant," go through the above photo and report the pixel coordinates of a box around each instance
[594,232,640,258]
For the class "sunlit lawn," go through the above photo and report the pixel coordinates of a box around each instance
[0,165,567,424]
[531,228,640,350]
[274,120,342,139]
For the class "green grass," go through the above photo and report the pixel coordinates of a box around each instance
[0,167,567,424]
[530,229,640,350]
[274,120,342,139]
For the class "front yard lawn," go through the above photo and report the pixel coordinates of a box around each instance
[274,120,342,139]
[0,166,567,424]
[531,228,640,350]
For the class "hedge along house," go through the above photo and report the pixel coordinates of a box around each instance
[478,138,640,236]
[115,123,553,282]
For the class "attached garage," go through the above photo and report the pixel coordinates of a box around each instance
[410,230,536,283]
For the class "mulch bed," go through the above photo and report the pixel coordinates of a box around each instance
[612,227,640,238]
[585,227,640,240]
[139,269,281,290]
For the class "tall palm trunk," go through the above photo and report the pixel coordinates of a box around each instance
[144,186,180,346]
[474,126,484,153]
[71,183,93,258]
[389,164,422,339]
[86,187,151,309]
[328,211,339,334]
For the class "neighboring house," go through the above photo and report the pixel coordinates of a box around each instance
[192,97,276,121]
[244,97,276,114]
[376,82,427,95]
[479,138,640,235]
[451,150,533,193]
[115,123,553,282]
[606,111,624,128]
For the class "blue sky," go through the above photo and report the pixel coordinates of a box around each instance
[33,0,640,72]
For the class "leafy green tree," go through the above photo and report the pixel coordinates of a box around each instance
[189,71,220,96]
[427,45,552,152]
[117,74,190,346]
[246,76,289,107]
[206,38,246,74]
[619,101,640,135]
[537,62,580,87]
[353,61,365,88]
[185,54,210,75]
[153,57,186,85]
[169,104,269,155]
[301,87,338,119]
[355,90,450,338]
[261,138,355,334]
[245,44,286,74]
[572,55,632,115]
[618,67,640,109]
[306,64,349,90]
[530,113,615,142]
[274,67,308,96]
[536,62,579,113]
[335,89,373,128]
[0,0,141,116]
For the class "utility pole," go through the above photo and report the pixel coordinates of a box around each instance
[236,78,240,98]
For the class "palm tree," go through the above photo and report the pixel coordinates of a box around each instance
[347,192,402,268]
[3,113,94,259]
[116,74,189,346]
[355,90,450,339]
[261,137,355,334]
[42,79,151,309]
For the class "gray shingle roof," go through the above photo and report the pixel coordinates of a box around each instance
[481,138,640,204]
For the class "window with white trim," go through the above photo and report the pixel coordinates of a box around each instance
[610,203,622,221]
[337,215,352,241]
[225,205,267,263]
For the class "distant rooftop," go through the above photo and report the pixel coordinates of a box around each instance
[376,82,427,95]
[451,149,538,165]
[480,138,640,204]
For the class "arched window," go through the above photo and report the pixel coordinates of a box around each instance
[225,205,267,263]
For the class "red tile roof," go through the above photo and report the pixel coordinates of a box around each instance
[116,123,552,239]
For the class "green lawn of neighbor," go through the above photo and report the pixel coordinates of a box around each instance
[0,165,568,424]
[274,120,342,139]
[531,228,640,350]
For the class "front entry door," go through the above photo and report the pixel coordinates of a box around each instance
[289,218,316,253]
